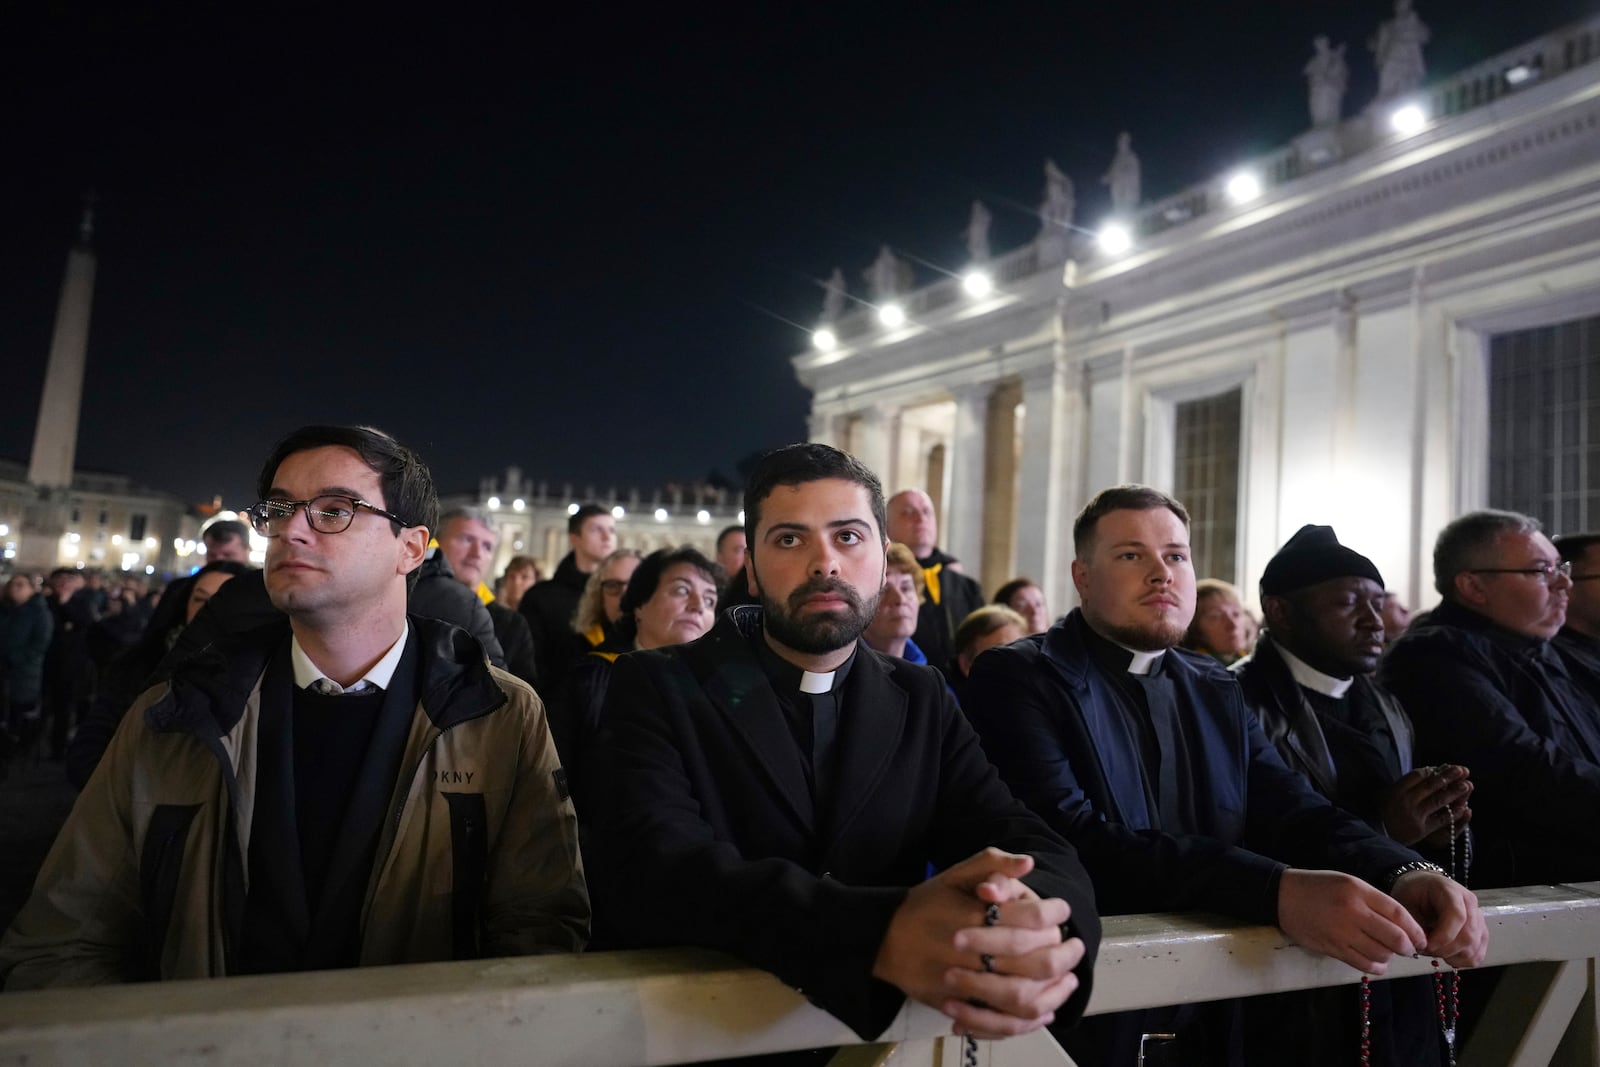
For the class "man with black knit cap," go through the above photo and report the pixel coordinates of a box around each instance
[1233,524,1471,1066]
[1237,525,1472,849]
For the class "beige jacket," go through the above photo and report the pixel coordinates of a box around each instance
[0,616,589,988]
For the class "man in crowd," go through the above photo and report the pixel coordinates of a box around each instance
[1554,532,1600,680]
[886,489,985,678]
[590,443,1099,1047]
[143,520,255,644]
[435,507,538,686]
[964,485,1485,1066]
[41,568,94,761]
[1233,524,1472,1065]
[0,425,587,987]
[520,504,616,690]
[1384,510,1600,887]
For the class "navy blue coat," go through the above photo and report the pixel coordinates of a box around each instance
[964,611,1420,924]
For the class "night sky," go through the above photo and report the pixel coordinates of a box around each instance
[3,1,1591,508]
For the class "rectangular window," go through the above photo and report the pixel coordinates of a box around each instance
[1489,315,1600,532]
[1173,388,1242,583]
[129,514,148,542]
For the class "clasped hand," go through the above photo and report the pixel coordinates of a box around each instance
[871,847,1085,1040]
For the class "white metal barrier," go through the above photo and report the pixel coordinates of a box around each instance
[1,884,1597,1066]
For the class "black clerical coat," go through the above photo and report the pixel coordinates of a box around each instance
[587,606,1100,1042]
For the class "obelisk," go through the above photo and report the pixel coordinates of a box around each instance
[27,197,98,488]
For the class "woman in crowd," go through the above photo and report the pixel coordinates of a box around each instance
[497,555,540,613]
[863,543,929,663]
[0,574,53,774]
[572,548,643,651]
[557,547,720,808]
[993,577,1051,634]
[1183,577,1255,665]
[949,604,1029,706]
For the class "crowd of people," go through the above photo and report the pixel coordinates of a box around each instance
[7,424,1600,1065]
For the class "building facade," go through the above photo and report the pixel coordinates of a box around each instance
[794,15,1600,615]
[442,466,744,586]
[0,459,193,576]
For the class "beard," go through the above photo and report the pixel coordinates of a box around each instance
[1092,614,1188,653]
[761,575,879,656]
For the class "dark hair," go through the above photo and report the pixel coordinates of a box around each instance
[203,520,249,547]
[1072,484,1190,556]
[193,560,253,581]
[614,546,723,642]
[1433,509,1542,598]
[257,425,439,539]
[743,443,886,548]
[716,524,745,551]
[1554,532,1600,564]
[569,504,609,536]
[503,554,537,576]
[993,577,1038,607]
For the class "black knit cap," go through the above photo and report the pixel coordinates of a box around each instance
[1260,524,1384,597]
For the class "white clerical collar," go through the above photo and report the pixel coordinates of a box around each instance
[1273,638,1353,698]
[799,670,835,694]
[1113,642,1165,676]
[291,624,410,694]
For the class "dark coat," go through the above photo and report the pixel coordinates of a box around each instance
[486,601,537,689]
[912,549,985,679]
[409,554,505,669]
[1231,637,1415,825]
[587,606,1100,1043]
[0,594,53,706]
[1381,600,1600,887]
[1232,637,1444,1067]
[964,611,1422,1067]
[519,552,590,693]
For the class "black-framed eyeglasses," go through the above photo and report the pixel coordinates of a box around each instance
[244,495,413,536]
[1467,560,1572,585]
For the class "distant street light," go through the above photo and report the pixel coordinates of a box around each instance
[877,302,906,328]
[962,270,994,298]
[813,327,837,351]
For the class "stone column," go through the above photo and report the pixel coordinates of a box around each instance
[981,382,1024,594]
[1015,357,1083,613]
[944,383,991,575]
[807,409,843,449]
[852,405,892,482]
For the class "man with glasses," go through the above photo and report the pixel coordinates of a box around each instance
[1383,509,1600,888]
[0,425,588,988]
[1555,533,1600,684]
